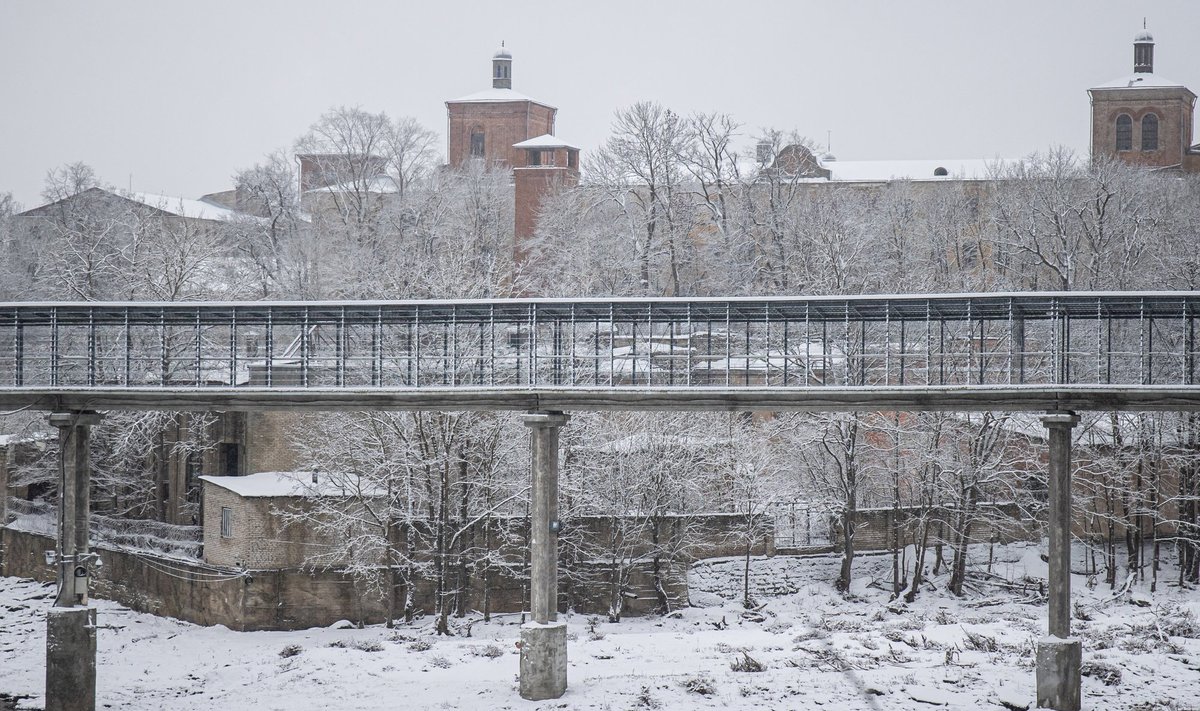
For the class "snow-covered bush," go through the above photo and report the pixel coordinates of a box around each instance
[680,675,716,696]
[730,651,766,672]
[278,644,303,658]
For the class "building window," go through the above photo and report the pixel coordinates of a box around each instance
[1115,114,1133,151]
[220,507,232,538]
[1141,114,1159,151]
[528,150,541,166]
[933,167,948,177]
[470,132,485,157]
[220,442,240,476]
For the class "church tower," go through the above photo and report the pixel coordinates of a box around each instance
[492,44,512,89]
[445,45,557,169]
[1088,30,1200,172]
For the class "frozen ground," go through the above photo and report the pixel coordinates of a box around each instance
[2,543,1199,710]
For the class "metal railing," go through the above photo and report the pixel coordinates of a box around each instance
[5,496,203,559]
[0,292,1194,411]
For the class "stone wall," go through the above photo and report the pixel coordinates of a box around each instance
[828,502,1037,552]
[1,526,685,630]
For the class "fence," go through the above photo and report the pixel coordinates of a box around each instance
[5,496,202,559]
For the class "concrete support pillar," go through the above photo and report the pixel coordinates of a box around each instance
[46,411,102,711]
[1038,411,1080,711]
[520,410,568,701]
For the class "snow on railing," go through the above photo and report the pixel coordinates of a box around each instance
[4,496,202,559]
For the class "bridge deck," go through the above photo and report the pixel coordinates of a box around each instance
[0,292,1195,412]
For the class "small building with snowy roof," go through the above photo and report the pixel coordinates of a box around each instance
[199,471,385,569]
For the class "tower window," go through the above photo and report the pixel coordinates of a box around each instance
[933,167,948,177]
[470,132,485,157]
[1115,114,1133,151]
[1141,114,1159,151]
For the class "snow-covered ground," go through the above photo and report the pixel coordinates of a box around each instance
[2,543,1199,710]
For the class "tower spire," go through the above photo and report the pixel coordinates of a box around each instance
[1133,26,1154,74]
[492,42,512,89]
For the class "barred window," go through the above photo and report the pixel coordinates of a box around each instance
[220,507,232,538]
[1141,114,1159,151]
[1115,114,1133,151]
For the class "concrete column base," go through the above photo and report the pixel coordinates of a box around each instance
[519,620,567,701]
[1036,637,1081,711]
[46,606,97,711]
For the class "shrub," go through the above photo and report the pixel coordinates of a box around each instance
[681,675,716,696]
[408,639,433,652]
[279,644,303,658]
[1081,660,1122,686]
[473,644,505,659]
[731,651,766,673]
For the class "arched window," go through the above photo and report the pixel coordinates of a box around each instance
[1115,114,1133,151]
[933,167,948,177]
[1141,114,1159,151]
[470,131,485,157]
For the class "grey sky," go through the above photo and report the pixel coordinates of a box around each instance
[2,0,1197,208]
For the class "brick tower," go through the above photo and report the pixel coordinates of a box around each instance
[513,135,581,260]
[445,45,557,169]
[1088,30,1200,172]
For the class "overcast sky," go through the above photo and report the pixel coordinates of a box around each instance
[2,0,1198,208]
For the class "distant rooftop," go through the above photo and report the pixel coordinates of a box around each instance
[123,191,247,222]
[513,134,578,149]
[1092,72,1189,90]
[21,186,252,223]
[447,87,555,108]
[817,158,1019,182]
[200,471,385,498]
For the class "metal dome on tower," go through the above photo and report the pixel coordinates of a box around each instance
[493,41,512,89]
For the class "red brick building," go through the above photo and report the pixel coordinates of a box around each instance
[445,46,557,169]
[1089,31,1200,172]
[513,135,580,248]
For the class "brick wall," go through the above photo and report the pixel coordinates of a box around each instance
[1090,87,1198,170]
[447,101,556,169]
[244,411,301,474]
[513,166,578,247]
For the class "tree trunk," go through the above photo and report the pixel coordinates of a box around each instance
[905,515,932,604]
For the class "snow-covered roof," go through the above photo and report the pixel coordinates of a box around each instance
[818,158,1019,182]
[304,175,400,195]
[513,134,578,150]
[447,88,555,108]
[123,191,248,222]
[199,471,385,498]
[1091,73,1191,90]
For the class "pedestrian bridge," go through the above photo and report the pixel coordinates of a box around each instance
[0,291,1197,412]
